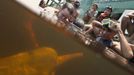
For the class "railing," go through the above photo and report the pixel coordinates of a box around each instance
[46,0,65,8]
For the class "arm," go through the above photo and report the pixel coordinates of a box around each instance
[92,20,103,29]
[117,26,134,59]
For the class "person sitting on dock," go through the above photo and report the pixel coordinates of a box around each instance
[69,0,80,23]
[96,20,117,47]
[83,3,98,24]
[121,12,134,44]
[70,1,85,28]
[84,6,113,37]
[57,2,75,26]
[57,0,80,27]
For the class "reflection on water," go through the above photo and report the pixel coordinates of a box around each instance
[0,47,83,75]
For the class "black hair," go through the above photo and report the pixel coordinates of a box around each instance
[105,6,113,12]
[73,1,80,9]
[92,3,98,9]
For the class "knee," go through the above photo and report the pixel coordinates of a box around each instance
[124,51,134,59]
[123,16,129,20]
[92,21,96,26]
[92,20,99,27]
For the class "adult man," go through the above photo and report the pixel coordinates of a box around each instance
[70,0,80,22]
[121,12,134,44]
[70,1,84,28]
[57,0,80,26]
[57,2,74,25]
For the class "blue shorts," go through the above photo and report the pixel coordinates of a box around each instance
[96,37,113,47]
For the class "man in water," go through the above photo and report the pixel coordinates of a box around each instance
[70,1,85,28]
[121,12,134,44]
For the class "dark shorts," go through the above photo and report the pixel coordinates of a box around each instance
[96,37,113,47]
